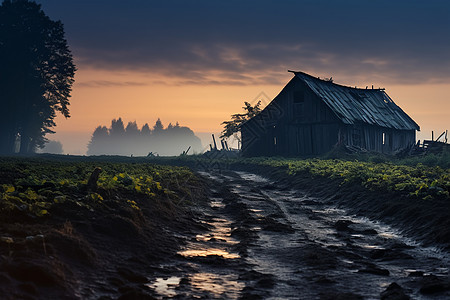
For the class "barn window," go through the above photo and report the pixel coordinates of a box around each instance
[293,91,305,118]
[382,132,386,145]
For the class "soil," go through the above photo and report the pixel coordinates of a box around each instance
[0,186,208,299]
[228,163,450,251]
[1,160,449,299]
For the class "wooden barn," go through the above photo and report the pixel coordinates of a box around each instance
[241,71,420,157]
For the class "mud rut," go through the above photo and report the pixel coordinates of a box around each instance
[149,171,450,299]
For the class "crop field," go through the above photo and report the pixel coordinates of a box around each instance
[1,154,449,298]
[0,157,200,219]
[239,157,450,201]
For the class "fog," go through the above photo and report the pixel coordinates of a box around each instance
[87,118,203,156]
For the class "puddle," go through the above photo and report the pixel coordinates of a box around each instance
[359,244,385,250]
[147,276,181,298]
[189,272,244,299]
[378,232,399,239]
[210,199,225,209]
[179,248,240,259]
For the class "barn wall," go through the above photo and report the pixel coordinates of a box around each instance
[241,76,417,157]
[242,77,342,156]
[280,78,341,155]
[341,124,416,154]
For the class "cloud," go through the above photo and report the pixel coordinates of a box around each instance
[38,0,450,86]
[75,80,148,88]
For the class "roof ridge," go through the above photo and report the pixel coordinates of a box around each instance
[288,70,385,91]
[289,70,419,131]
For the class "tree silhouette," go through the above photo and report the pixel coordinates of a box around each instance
[87,118,202,156]
[87,126,109,154]
[110,118,126,137]
[153,118,164,133]
[38,140,63,154]
[220,100,262,141]
[125,121,140,137]
[0,0,76,154]
[141,123,151,136]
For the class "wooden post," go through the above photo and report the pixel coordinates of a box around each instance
[432,131,434,141]
[221,139,225,150]
[436,131,445,142]
[212,134,217,150]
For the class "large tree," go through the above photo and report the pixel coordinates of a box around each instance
[0,0,75,154]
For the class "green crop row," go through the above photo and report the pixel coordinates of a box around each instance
[225,158,450,200]
[0,158,198,218]
[240,157,449,201]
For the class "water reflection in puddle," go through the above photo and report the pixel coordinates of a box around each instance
[190,272,244,298]
[148,276,181,298]
[359,243,385,250]
[149,272,243,299]
[195,218,239,245]
[179,248,240,259]
[378,232,398,239]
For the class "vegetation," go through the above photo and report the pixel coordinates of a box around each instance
[169,150,449,202]
[0,0,76,154]
[322,147,450,169]
[37,140,64,154]
[221,101,262,141]
[236,156,450,201]
[88,117,202,156]
[0,157,200,219]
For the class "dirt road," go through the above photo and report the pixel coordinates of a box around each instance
[150,170,450,299]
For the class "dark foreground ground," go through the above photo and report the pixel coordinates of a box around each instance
[0,179,207,299]
[1,156,449,299]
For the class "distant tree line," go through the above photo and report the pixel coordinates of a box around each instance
[87,118,203,156]
[0,0,75,154]
[37,140,64,154]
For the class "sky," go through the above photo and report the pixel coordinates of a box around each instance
[34,0,450,154]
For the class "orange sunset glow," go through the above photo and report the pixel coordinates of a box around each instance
[17,0,449,154]
[52,66,449,154]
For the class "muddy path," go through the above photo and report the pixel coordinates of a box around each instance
[149,170,450,299]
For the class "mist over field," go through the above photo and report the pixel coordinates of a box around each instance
[87,118,203,156]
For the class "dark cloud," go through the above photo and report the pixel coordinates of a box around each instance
[37,0,450,85]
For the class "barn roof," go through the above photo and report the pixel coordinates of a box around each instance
[293,71,420,130]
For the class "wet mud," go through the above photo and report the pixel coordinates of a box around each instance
[146,170,450,299]
[2,169,449,299]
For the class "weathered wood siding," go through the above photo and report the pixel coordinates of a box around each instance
[341,125,416,153]
[241,76,417,157]
[242,77,341,156]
